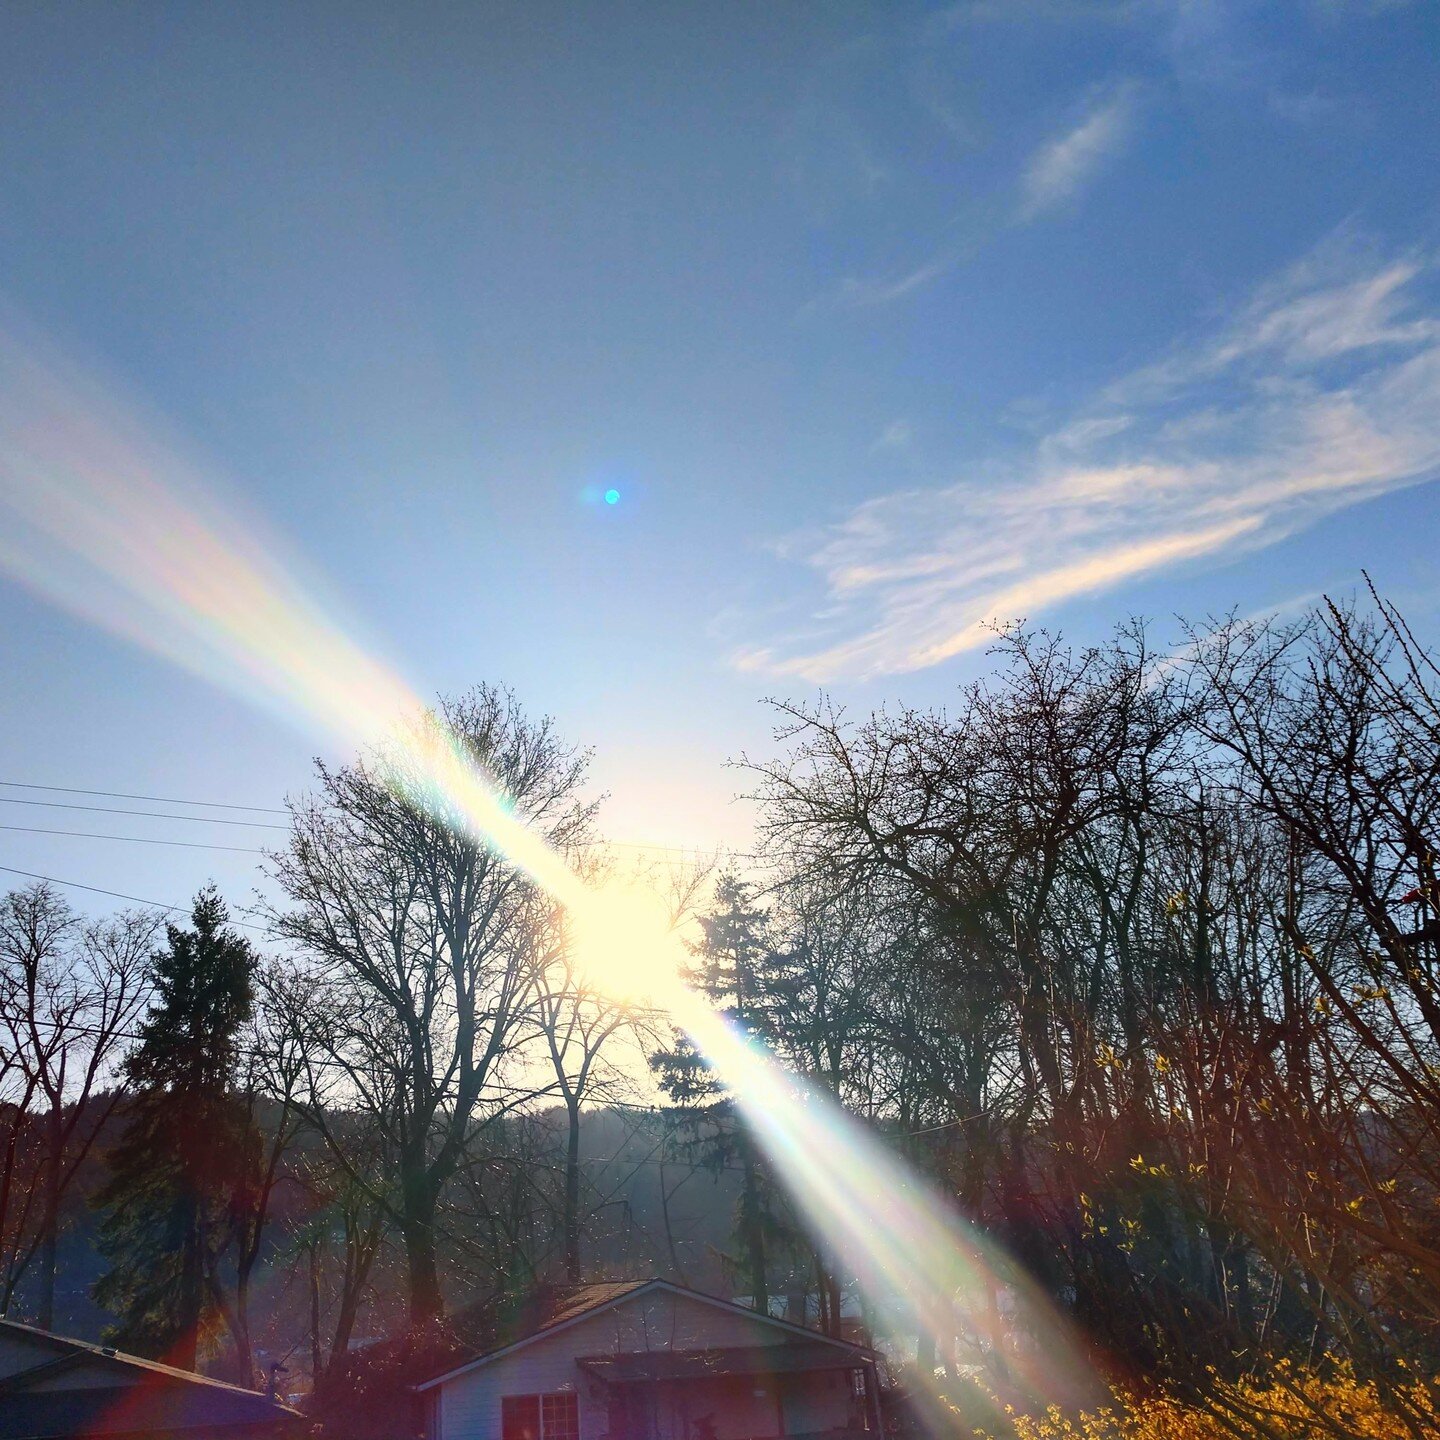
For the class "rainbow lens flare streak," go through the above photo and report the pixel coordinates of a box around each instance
[0,326,1095,1427]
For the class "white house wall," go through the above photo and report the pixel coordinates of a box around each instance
[436,1290,854,1440]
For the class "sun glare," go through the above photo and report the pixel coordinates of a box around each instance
[0,324,1097,1427]
[569,879,687,1005]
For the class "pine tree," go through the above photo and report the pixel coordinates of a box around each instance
[93,887,258,1371]
[651,873,785,1313]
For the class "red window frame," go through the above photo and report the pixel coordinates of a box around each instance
[501,1391,578,1440]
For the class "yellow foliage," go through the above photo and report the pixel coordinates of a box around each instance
[973,1366,1439,1440]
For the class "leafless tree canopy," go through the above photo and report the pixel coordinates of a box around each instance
[265,685,602,1328]
[738,593,1440,1423]
[0,885,156,1326]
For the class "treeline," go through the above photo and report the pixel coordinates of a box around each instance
[3,594,1438,1438]
[698,588,1438,1427]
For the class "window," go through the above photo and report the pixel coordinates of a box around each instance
[541,1393,580,1440]
[501,1392,578,1440]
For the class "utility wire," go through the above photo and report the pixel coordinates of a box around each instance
[0,863,267,928]
[0,1005,606,1098]
[0,824,265,854]
[0,823,729,871]
[0,797,289,830]
[0,779,288,814]
[0,778,752,860]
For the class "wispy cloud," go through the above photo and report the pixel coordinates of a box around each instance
[820,81,1137,310]
[1213,257,1439,364]
[736,243,1440,681]
[944,0,1145,24]
[830,245,969,309]
[1019,83,1138,218]
[871,419,913,452]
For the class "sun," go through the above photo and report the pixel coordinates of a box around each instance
[568,878,687,1006]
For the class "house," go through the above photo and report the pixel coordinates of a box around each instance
[0,1317,302,1440]
[415,1279,883,1440]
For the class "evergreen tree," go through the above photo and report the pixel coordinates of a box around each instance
[651,873,786,1313]
[93,887,258,1371]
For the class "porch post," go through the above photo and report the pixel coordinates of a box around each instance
[863,1360,885,1433]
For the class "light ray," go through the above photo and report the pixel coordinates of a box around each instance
[0,321,1097,1428]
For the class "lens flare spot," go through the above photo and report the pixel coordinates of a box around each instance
[604,487,621,505]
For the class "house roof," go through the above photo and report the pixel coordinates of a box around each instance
[540,1280,654,1330]
[0,1317,301,1438]
[414,1278,873,1392]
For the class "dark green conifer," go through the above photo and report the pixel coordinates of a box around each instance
[93,887,258,1369]
[651,873,785,1313]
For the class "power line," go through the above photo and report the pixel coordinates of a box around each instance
[0,824,266,854]
[0,779,756,866]
[606,840,742,857]
[0,822,729,870]
[0,864,270,932]
[0,864,216,919]
[2,783,754,858]
[0,780,288,814]
[0,869,668,1094]
[0,797,289,830]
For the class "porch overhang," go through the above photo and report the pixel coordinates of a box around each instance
[576,1340,869,1385]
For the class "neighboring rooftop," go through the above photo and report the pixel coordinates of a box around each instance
[0,1317,302,1439]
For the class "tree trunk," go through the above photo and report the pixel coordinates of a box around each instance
[821,1268,843,1340]
[917,1328,936,1376]
[328,1218,379,1370]
[230,1270,254,1386]
[563,1097,582,1285]
[738,1143,768,1315]
[401,1166,443,1329]
[36,1101,61,1330]
[0,1091,31,1316]
[308,1242,323,1387]
[329,1275,364,1369]
[176,1198,204,1371]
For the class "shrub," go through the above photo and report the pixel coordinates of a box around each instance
[978,1365,1440,1440]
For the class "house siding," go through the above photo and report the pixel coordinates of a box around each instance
[435,1290,860,1440]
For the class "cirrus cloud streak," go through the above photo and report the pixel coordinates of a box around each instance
[737,243,1440,681]
[1019,82,1138,218]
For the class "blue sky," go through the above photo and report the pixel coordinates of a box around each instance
[1,1,1437,917]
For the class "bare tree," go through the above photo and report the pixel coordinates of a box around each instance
[532,927,643,1284]
[0,884,156,1324]
[267,685,596,1329]
[739,607,1440,1402]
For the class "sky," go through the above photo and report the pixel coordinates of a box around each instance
[0,0,1438,923]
